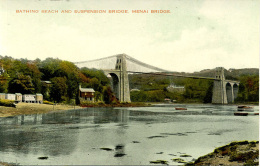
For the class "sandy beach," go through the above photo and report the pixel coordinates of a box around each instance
[0,103,81,117]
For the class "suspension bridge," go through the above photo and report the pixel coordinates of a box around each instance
[75,54,239,104]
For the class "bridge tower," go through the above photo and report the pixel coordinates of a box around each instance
[212,67,228,104]
[104,54,131,103]
[116,54,131,103]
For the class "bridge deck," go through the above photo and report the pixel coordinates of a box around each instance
[127,71,239,83]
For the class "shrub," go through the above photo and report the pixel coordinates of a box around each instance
[43,100,54,105]
[96,101,105,105]
[0,99,16,107]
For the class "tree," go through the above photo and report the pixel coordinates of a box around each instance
[103,86,117,104]
[25,62,42,93]
[236,75,259,102]
[203,81,214,103]
[8,74,35,94]
[50,77,68,102]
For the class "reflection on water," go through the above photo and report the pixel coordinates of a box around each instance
[0,105,258,165]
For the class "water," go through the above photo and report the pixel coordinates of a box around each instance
[0,104,259,165]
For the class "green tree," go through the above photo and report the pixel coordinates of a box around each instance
[50,77,68,102]
[8,74,35,94]
[203,81,214,103]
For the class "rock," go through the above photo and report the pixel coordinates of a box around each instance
[192,141,259,166]
[147,135,167,139]
[172,158,186,163]
[114,153,126,157]
[149,160,168,165]
[100,148,113,151]
[180,154,192,157]
[38,156,48,160]
[115,145,124,150]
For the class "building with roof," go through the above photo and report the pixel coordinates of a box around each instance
[41,80,52,98]
[167,83,185,93]
[79,84,95,103]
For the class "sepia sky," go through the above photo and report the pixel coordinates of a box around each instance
[0,0,259,72]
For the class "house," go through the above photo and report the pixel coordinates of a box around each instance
[167,83,185,93]
[130,88,140,92]
[79,85,95,103]
[41,81,52,97]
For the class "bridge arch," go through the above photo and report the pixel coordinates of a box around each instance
[233,83,239,100]
[226,83,233,103]
[107,73,120,100]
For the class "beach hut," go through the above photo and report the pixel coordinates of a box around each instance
[0,93,5,100]
[6,93,16,101]
[23,94,36,103]
[15,93,22,103]
[36,93,43,103]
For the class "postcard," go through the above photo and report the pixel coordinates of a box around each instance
[0,0,259,165]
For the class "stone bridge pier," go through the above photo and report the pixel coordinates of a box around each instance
[103,54,131,103]
[212,67,239,104]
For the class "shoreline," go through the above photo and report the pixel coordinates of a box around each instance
[0,102,258,118]
[186,141,259,165]
[0,102,151,118]
[0,103,82,118]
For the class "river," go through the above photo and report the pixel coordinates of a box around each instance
[0,104,259,165]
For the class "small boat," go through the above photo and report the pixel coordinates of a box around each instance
[175,107,187,110]
[234,112,248,116]
[237,105,253,111]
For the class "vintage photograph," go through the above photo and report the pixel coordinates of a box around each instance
[0,0,259,165]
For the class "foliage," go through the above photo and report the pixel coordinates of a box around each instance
[0,56,114,104]
[235,75,259,103]
[43,100,54,105]
[130,72,259,103]
[0,55,258,104]
[193,141,259,166]
[130,74,214,103]
[8,74,35,94]
[50,77,68,102]
[103,86,118,104]
[0,78,8,93]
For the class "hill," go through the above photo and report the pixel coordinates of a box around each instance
[128,68,259,103]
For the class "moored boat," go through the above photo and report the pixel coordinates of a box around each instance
[237,105,253,111]
[234,112,248,116]
[175,107,187,110]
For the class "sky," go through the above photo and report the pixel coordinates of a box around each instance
[0,0,259,72]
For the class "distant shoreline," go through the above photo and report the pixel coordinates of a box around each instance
[0,102,258,118]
